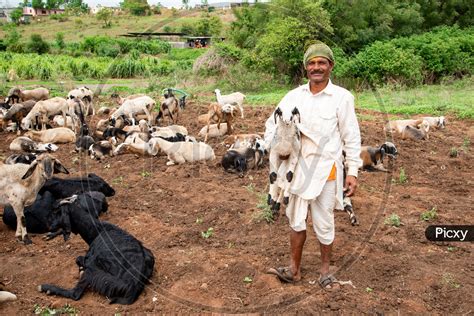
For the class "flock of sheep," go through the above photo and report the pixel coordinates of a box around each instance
[0,84,447,306]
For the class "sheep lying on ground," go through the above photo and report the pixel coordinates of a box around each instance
[0,154,69,243]
[422,116,446,129]
[39,195,155,304]
[401,124,429,140]
[0,291,16,303]
[198,123,231,139]
[5,153,37,164]
[89,141,115,161]
[39,173,115,199]
[10,136,58,153]
[21,97,70,130]
[7,87,49,104]
[214,89,245,118]
[221,146,264,176]
[25,127,76,144]
[268,107,301,217]
[113,141,159,156]
[150,137,215,165]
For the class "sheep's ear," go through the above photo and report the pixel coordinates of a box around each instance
[53,159,69,175]
[274,107,283,124]
[21,161,39,179]
[291,107,301,123]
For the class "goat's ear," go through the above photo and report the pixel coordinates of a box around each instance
[21,161,39,179]
[53,159,69,175]
[274,107,282,124]
[291,107,301,123]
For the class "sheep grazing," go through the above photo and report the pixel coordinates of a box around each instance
[21,97,70,130]
[110,96,155,126]
[39,173,115,199]
[214,89,246,118]
[89,141,115,161]
[111,93,145,106]
[268,107,301,217]
[422,116,446,129]
[202,102,237,142]
[39,195,155,305]
[5,153,37,165]
[150,137,215,165]
[10,136,58,153]
[25,127,76,144]
[8,87,49,104]
[0,154,69,243]
[157,89,181,124]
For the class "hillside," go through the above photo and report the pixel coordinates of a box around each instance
[0,8,235,42]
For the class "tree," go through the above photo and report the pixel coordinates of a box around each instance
[182,0,189,9]
[96,7,113,28]
[65,0,89,14]
[229,3,270,49]
[46,0,63,9]
[27,34,50,54]
[195,16,223,36]
[121,0,150,15]
[32,0,45,9]
[10,7,23,24]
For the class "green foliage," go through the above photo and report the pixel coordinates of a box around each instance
[4,27,24,53]
[121,0,150,16]
[26,34,50,54]
[441,273,461,289]
[201,227,214,239]
[65,0,89,14]
[55,32,65,49]
[10,7,23,24]
[108,56,147,78]
[96,8,113,28]
[449,147,459,158]
[229,3,270,49]
[243,276,253,283]
[195,16,223,36]
[32,0,45,9]
[398,167,407,184]
[50,13,68,22]
[245,184,274,224]
[33,303,78,315]
[384,213,401,227]
[420,207,437,221]
[45,0,63,9]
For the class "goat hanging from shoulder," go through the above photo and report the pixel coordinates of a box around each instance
[268,107,301,218]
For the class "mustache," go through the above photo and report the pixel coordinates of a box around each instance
[310,71,324,75]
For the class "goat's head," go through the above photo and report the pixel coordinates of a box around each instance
[234,155,247,176]
[382,141,398,159]
[255,138,268,155]
[214,89,220,95]
[87,173,116,196]
[7,87,21,98]
[21,154,69,180]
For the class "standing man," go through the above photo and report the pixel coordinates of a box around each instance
[264,41,362,289]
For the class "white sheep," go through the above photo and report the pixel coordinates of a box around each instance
[422,116,446,129]
[198,123,231,139]
[0,291,17,302]
[67,86,94,115]
[111,93,145,105]
[214,89,246,118]
[0,154,69,243]
[110,96,155,126]
[21,97,70,130]
[25,127,76,144]
[150,138,215,165]
[113,141,159,156]
[384,119,429,135]
[268,107,301,216]
[10,136,58,152]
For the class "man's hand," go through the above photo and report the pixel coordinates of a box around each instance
[344,175,358,197]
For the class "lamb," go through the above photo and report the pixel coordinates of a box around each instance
[25,127,76,144]
[113,141,159,156]
[21,97,70,130]
[221,146,264,176]
[9,136,58,153]
[2,100,36,132]
[198,123,231,139]
[0,154,69,243]
[39,173,115,199]
[214,89,245,118]
[360,144,388,172]
[38,195,155,304]
[268,107,301,217]
[223,133,263,149]
[3,191,108,237]
[110,96,155,126]
[422,116,446,129]
[7,87,49,103]
[157,89,181,124]
[89,141,115,161]
[150,137,215,165]
[202,103,237,142]
[150,125,188,139]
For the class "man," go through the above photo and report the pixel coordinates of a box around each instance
[264,41,362,289]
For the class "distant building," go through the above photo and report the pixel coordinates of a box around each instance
[91,5,122,15]
[22,6,65,17]
[205,0,266,10]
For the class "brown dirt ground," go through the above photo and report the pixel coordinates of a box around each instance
[0,99,473,314]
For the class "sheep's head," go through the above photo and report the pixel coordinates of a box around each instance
[21,154,69,180]
[382,142,398,158]
[7,87,21,98]
[438,116,446,129]
[420,120,430,133]
[214,89,220,95]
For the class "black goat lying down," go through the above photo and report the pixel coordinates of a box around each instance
[39,173,115,199]
[2,191,108,234]
[39,196,155,305]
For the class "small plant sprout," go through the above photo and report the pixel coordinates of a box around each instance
[398,167,407,184]
[195,217,203,224]
[449,147,459,158]
[366,287,374,293]
[441,273,461,289]
[201,227,214,239]
[243,276,253,283]
[420,207,438,221]
[141,171,151,178]
[384,213,402,227]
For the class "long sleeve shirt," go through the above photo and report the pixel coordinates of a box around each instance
[264,80,362,209]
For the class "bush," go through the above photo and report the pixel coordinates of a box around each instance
[26,34,50,54]
[108,57,148,78]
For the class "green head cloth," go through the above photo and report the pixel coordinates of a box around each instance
[303,41,334,69]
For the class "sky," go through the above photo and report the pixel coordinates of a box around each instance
[3,0,250,8]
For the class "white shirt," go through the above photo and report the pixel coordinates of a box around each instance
[264,80,362,209]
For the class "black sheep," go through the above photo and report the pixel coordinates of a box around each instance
[221,150,247,176]
[39,197,155,304]
[39,173,115,199]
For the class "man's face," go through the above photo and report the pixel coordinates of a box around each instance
[306,57,333,84]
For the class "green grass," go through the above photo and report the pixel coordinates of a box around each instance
[384,213,402,227]
[355,77,474,119]
[420,207,438,221]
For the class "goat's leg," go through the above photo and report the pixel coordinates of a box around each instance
[268,152,280,207]
[39,271,90,301]
[239,104,244,119]
[12,204,31,244]
[343,195,359,225]
[143,108,152,125]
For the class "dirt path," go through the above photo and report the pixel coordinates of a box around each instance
[0,100,472,314]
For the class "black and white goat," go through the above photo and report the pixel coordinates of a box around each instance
[360,142,398,172]
[39,173,115,199]
[39,195,155,304]
[267,107,301,217]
